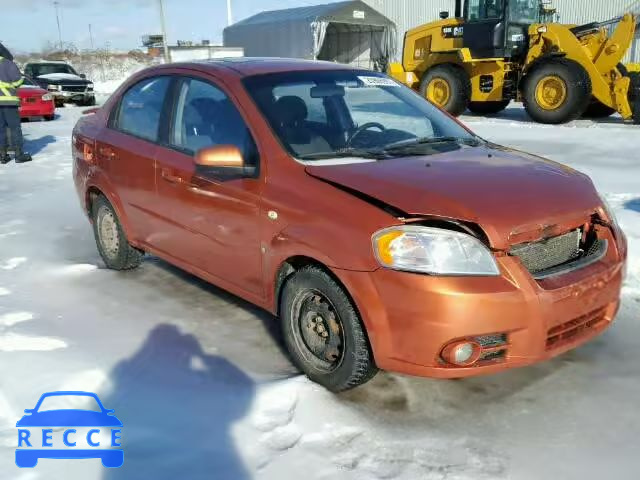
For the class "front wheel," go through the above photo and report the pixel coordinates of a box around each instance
[523,59,591,124]
[91,195,144,270]
[280,266,377,392]
[420,64,470,117]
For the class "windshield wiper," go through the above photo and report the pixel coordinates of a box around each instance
[383,136,484,152]
[298,148,388,161]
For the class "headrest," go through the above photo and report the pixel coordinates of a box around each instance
[274,96,308,125]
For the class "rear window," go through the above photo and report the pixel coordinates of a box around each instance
[115,76,171,142]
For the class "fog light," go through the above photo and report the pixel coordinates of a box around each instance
[441,340,481,366]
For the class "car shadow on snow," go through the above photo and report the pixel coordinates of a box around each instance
[624,197,640,213]
[24,134,56,155]
[102,324,255,480]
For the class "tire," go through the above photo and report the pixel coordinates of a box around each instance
[420,64,470,117]
[523,58,592,124]
[582,100,616,118]
[44,114,55,121]
[91,195,143,270]
[280,266,377,392]
[467,100,511,115]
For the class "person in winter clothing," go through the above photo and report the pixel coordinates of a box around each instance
[0,43,31,164]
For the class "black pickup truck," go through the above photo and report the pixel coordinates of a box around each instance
[23,61,96,107]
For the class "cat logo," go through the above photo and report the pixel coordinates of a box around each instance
[442,26,464,38]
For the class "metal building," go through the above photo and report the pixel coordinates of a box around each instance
[223,1,397,70]
[362,0,640,62]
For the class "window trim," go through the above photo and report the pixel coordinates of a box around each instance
[108,74,174,145]
[164,74,261,179]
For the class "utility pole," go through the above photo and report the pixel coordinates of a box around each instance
[54,1,63,50]
[158,0,171,63]
[227,0,233,26]
[89,23,94,49]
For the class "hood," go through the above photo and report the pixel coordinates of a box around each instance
[37,73,87,83]
[305,145,602,249]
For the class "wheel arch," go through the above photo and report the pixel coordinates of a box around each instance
[84,184,136,245]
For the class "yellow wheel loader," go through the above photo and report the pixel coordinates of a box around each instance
[388,0,640,124]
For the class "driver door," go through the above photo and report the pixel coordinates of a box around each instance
[153,75,264,298]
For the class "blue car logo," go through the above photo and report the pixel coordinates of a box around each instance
[16,391,123,468]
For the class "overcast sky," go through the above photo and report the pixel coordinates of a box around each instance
[0,0,331,53]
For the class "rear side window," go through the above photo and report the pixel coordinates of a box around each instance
[115,76,171,142]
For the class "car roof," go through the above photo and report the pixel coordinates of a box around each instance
[151,57,359,78]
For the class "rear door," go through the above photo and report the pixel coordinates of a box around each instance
[153,74,264,298]
[97,75,172,244]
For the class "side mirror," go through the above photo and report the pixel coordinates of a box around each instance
[79,73,86,79]
[439,11,449,19]
[194,144,256,179]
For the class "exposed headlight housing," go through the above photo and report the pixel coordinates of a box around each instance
[372,226,500,276]
[87,83,94,91]
[598,192,618,226]
[47,84,61,91]
[41,93,53,101]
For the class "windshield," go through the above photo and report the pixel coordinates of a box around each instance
[243,70,477,161]
[509,0,540,24]
[29,63,77,77]
[36,394,102,412]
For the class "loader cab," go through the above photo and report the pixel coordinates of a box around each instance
[457,0,540,59]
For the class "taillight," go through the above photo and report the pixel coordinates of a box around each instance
[83,143,95,163]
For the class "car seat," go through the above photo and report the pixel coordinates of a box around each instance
[272,96,331,156]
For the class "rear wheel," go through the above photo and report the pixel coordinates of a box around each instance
[91,195,143,270]
[523,59,591,124]
[44,114,55,121]
[420,64,470,117]
[467,100,511,115]
[280,266,377,392]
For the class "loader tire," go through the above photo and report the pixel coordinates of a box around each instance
[467,100,511,115]
[583,100,616,118]
[420,64,470,117]
[629,72,640,125]
[523,59,591,124]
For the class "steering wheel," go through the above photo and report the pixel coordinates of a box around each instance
[347,122,386,147]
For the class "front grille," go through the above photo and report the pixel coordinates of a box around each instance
[510,229,582,274]
[63,85,86,93]
[546,307,607,350]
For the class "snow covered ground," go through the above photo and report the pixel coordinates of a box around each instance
[0,102,639,480]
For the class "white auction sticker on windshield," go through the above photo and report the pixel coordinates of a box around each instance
[357,76,399,87]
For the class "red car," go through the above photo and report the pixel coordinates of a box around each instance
[19,77,55,121]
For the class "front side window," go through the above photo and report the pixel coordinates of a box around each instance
[244,70,476,161]
[170,77,257,166]
[115,76,171,142]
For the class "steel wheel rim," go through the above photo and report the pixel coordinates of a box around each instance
[97,206,120,259]
[535,75,568,110]
[426,77,451,106]
[290,289,345,373]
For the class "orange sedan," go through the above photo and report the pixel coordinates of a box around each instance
[72,59,626,391]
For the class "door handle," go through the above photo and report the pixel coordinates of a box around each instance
[161,169,184,184]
